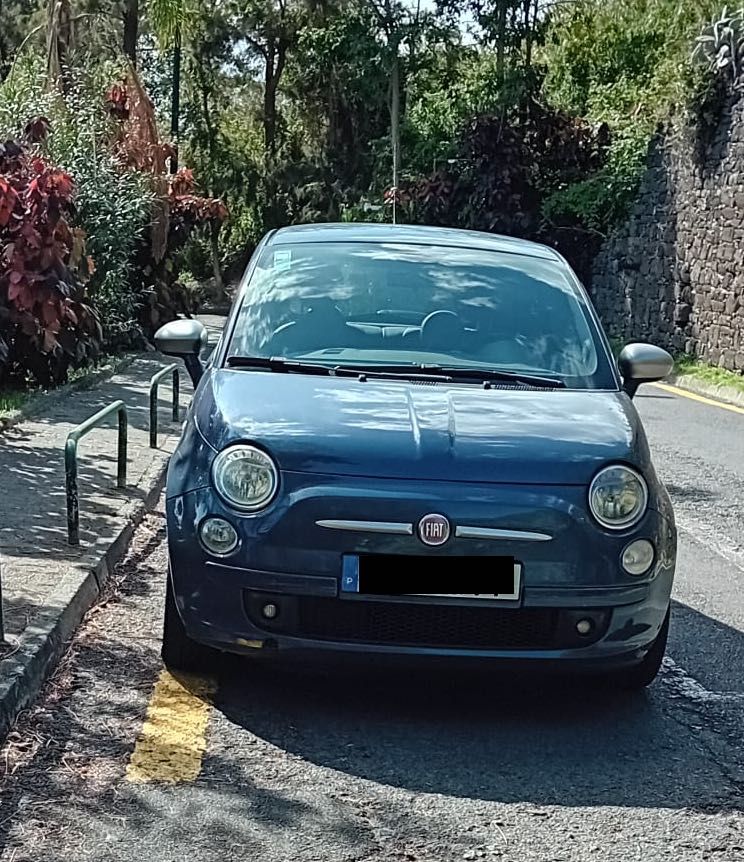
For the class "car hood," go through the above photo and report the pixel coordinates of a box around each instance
[194,369,650,485]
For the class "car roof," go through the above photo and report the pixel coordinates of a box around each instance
[268,223,562,261]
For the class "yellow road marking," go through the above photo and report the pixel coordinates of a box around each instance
[652,382,744,416]
[126,670,216,784]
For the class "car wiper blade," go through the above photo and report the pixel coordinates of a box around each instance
[225,356,430,380]
[428,365,565,388]
[226,355,334,374]
[348,363,566,388]
[226,356,565,388]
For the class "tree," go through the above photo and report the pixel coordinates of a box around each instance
[235,0,306,161]
[285,1,389,186]
[438,0,545,86]
[122,0,138,62]
[149,0,192,168]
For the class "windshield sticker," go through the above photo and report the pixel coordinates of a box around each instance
[273,249,292,272]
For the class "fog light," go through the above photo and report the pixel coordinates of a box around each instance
[576,618,594,636]
[262,602,278,620]
[199,517,239,556]
[621,539,655,576]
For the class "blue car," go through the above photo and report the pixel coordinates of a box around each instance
[156,224,676,688]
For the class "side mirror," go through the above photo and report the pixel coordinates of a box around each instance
[155,319,209,386]
[617,342,674,398]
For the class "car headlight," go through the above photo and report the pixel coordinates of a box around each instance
[588,465,648,530]
[212,444,278,511]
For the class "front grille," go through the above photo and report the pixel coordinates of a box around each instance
[245,594,561,650]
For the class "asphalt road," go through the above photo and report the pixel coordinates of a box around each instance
[0,383,743,862]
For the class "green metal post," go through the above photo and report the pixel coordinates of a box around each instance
[65,400,128,546]
[149,364,180,449]
[0,556,6,643]
[172,370,180,422]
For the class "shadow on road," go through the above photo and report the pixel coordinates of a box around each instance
[213,601,744,813]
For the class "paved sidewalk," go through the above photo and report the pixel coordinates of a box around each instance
[0,356,182,639]
[0,313,225,731]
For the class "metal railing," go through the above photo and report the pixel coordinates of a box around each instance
[149,364,180,449]
[65,401,128,546]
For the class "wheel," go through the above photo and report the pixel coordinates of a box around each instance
[612,606,670,691]
[162,573,216,673]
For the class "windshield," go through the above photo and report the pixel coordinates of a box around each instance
[226,241,616,389]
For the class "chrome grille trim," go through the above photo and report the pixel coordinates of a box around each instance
[455,526,552,542]
[316,519,414,535]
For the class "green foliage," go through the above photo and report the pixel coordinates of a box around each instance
[692,6,744,80]
[4,0,731,358]
[405,47,504,174]
[543,128,648,233]
[149,0,194,47]
[0,0,42,80]
[0,388,28,417]
[675,354,744,390]
[407,98,609,238]
[541,0,721,232]
[285,2,390,187]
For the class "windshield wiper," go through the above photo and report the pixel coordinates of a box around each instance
[346,363,566,388]
[428,365,564,388]
[226,356,453,381]
[226,356,565,388]
[226,356,335,374]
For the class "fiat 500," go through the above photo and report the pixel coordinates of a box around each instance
[156,223,676,689]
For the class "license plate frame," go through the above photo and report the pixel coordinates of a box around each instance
[341,555,522,602]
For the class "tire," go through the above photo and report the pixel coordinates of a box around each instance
[612,606,670,691]
[161,573,216,673]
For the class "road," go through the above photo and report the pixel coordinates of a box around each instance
[0,384,743,862]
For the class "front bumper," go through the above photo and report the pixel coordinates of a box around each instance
[166,475,676,670]
[167,558,673,669]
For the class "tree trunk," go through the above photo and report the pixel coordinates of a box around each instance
[195,50,217,163]
[195,54,224,295]
[496,0,507,87]
[263,39,286,161]
[169,28,181,172]
[0,0,8,81]
[263,79,277,159]
[523,0,538,70]
[210,220,224,298]
[46,0,74,92]
[122,0,138,64]
[390,45,400,224]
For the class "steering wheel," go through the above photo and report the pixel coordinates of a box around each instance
[420,310,464,351]
[265,301,348,354]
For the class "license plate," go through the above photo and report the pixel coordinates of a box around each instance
[341,555,521,601]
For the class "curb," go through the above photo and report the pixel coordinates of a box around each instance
[0,458,168,739]
[665,372,744,409]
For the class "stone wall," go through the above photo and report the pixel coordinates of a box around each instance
[590,95,744,372]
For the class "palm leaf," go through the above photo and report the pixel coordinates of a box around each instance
[149,0,189,47]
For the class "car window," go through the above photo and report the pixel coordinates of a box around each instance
[227,241,616,389]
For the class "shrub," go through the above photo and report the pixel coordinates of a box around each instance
[0,137,101,387]
[104,74,228,329]
[407,101,610,236]
[0,55,153,349]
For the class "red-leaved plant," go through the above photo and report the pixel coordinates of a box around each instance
[0,134,101,387]
[104,75,228,329]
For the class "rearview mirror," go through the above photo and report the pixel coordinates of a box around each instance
[155,319,209,386]
[617,342,673,398]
